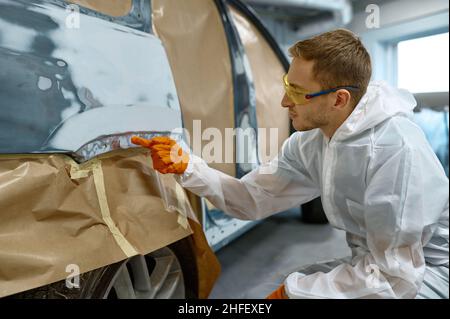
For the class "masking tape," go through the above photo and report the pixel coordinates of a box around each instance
[204,198,217,211]
[175,182,192,229]
[68,158,138,258]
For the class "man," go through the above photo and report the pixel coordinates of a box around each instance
[133,29,449,298]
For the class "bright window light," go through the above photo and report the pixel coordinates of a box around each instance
[397,32,449,93]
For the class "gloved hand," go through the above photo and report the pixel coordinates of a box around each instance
[131,136,189,174]
[266,284,288,299]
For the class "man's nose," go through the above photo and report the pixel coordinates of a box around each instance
[281,93,294,108]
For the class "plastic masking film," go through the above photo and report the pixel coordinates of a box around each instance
[0,149,197,298]
[155,164,200,229]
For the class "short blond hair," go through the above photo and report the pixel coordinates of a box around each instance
[289,29,372,106]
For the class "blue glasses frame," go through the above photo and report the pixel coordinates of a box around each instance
[305,86,360,100]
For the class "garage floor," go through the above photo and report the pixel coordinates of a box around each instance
[209,209,350,299]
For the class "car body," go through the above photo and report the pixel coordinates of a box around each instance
[0,0,208,299]
[0,0,292,298]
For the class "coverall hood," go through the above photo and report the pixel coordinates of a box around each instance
[333,81,417,142]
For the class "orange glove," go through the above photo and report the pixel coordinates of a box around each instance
[266,285,288,299]
[131,136,189,174]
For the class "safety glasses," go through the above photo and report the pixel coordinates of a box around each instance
[283,74,359,105]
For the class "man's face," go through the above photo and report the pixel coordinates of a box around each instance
[281,57,333,132]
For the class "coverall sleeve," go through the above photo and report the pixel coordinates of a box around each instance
[285,143,435,299]
[175,134,321,220]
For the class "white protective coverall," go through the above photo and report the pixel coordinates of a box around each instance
[176,81,449,299]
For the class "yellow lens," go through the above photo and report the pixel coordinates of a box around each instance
[283,75,308,105]
[285,90,303,105]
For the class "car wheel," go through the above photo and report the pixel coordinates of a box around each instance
[8,240,195,299]
[90,246,185,299]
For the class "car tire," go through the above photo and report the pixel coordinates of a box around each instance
[301,197,329,224]
[7,238,196,299]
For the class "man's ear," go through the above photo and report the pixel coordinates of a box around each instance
[333,89,351,109]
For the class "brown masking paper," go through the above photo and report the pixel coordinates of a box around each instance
[0,149,218,298]
[152,0,237,177]
[229,6,290,163]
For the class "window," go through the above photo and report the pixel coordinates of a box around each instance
[397,32,449,93]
